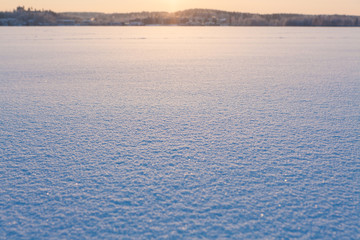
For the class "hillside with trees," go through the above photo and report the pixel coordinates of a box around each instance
[1,7,359,26]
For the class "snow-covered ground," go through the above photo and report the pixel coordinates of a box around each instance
[0,27,359,239]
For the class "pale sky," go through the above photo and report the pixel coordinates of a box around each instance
[2,0,360,15]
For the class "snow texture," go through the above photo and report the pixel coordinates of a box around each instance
[0,27,359,239]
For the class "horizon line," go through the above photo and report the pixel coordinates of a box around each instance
[3,6,360,17]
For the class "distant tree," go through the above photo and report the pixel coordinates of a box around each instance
[331,18,342,26]
[16,6,25,12]
[343,19,353,26]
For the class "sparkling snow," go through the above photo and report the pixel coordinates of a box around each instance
[0,27,359,239]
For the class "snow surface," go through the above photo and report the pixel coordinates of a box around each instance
[0,27,359,239]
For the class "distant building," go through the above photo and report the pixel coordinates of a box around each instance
[127,20,144,26]
[0,18,18,26]
[57,19,76,26]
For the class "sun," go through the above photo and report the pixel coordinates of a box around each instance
[162,0,179,12]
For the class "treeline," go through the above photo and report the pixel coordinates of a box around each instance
[1,7,359,26]
[0,6,59,26]
[174,9,360,26]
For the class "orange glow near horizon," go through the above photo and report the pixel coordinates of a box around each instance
[2,0,360,15]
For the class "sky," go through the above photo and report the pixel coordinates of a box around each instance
[2,0,360,15]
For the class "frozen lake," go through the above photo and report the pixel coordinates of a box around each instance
[0,27,359,239]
